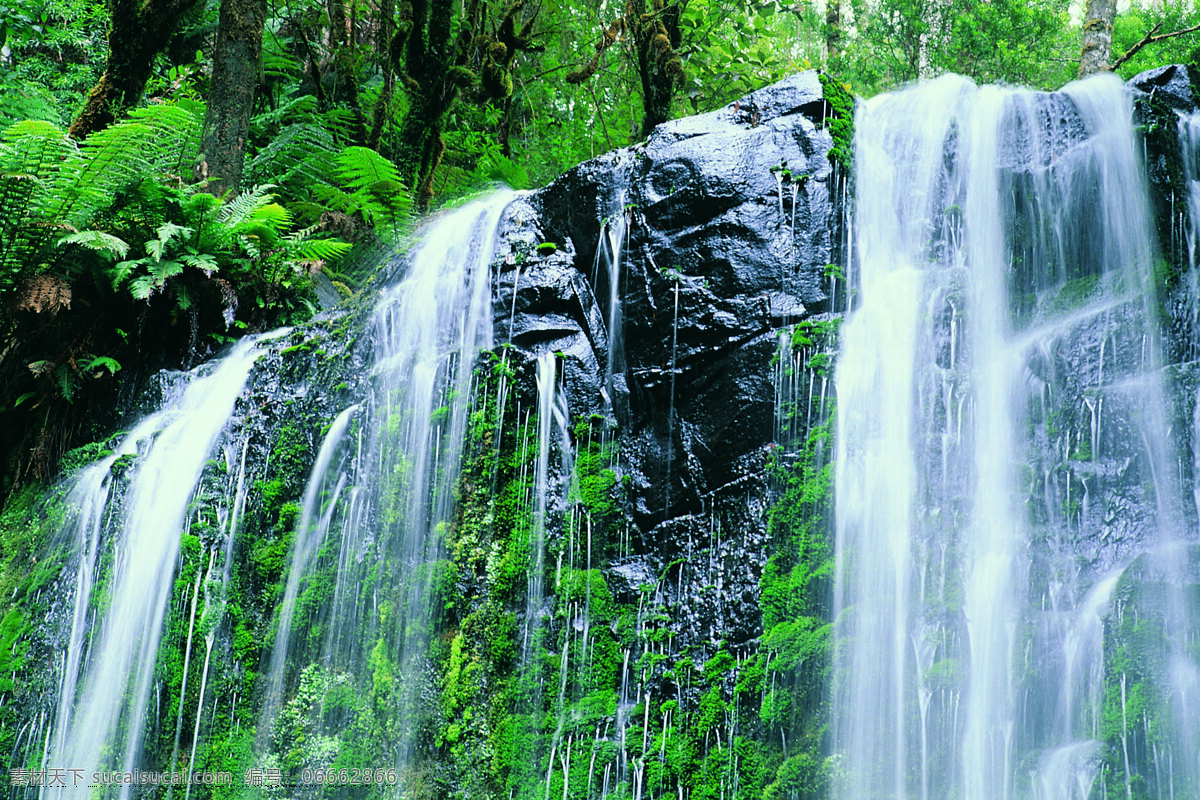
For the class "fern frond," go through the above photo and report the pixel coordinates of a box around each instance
[49,118,154,229]
[53,363,75,402]
[110,259,139,289]
[336,146,402,192]
[148,258,183,284]
[128,103,204,177]
[180,252,218,275]
[184,192,223,219]
[246,121,337,188]
[249,202,291,232]
[174,282,192,309]
[57,230,131,260]
[129,275,157,299]
[251,94,315,131]
[146,223,192,261]
[310,184,356,214]
[292,238,352,261]
[80,356,121,376]
[217,184,276,227]
[231,221,283,249]
[0,121,76,282]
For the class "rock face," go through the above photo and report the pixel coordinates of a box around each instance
[492,71,846,648]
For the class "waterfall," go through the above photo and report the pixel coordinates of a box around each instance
[258,403,358,742]
[322,190,516,775]
[835,72,1199,800]
[42,329,287,798]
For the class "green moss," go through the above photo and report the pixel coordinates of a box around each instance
[1049,274,1101,314]
[818,72,855,173]
[59,439,115,473]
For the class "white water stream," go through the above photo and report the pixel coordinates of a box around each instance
[42,330,286,798]
[834,72,1196,800]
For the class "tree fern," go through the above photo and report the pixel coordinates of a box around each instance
[216,183,276,227]
[126,102,205,178]
[0,120,75,287]
[48,116,155,229]
[310,146,413,243]
[246,119,338,191]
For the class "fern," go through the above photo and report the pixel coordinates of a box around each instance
[49,118,154,229]
[318,146,413,242]
[337,146,402,191]
[291,238,353,261]
[246,119,338,190]
[127,103,205,178]
[217,184,276,227]
[57,230,131,260]
[0,106,203,291]
[80,356,121,376]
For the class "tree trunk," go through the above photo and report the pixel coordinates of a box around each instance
[194,0,267,196]
[330,0,369,143]
[1080,0,1116,77]
[395,95,452,208]
[367,0,397,150]
[69,0,200,139]
[636,46,674,137]
[633,0,685,139]
[826,0,841,64]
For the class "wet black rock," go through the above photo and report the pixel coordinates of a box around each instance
[489,71,847,653]
[1128,63,1200,112]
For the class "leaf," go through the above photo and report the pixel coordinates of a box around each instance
[293,238,352,262]
[130,276,158,300]
[336,146,403,192]
[218,184,276,227]
[149,259,184,283]
[57,230,131,260]
[13,391,36,407]
[180,252,219,274]
[53,363,74,401]
[110,258,143,289]
[155,222,192,248]
[80,356,121,376]
[248,201,291,231]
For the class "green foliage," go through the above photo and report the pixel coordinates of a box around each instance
[1114,3,1200,79]
[312,146,413,243]
[0,607,30,692]
[838,0,1074,94]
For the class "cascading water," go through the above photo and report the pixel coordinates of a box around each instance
[259,403,359,740]
[274,191,519,777]
[835,72,1200,800]
[41,330,286,798]
[593,182,630,418]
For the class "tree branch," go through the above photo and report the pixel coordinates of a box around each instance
[1111,21,1200,72]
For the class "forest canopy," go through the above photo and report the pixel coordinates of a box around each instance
[0,0,1197,489]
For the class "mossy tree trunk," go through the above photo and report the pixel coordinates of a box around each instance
[69,0,200,139]
[367,0,397,149]
[566,0,686,141]
[826,0,841,64]
[330,0,370,144]
[391,0,539,207]
[391,0,463,206]
[1079,0,1116,76]
[193,0,267,196]
[632,1,685,137]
